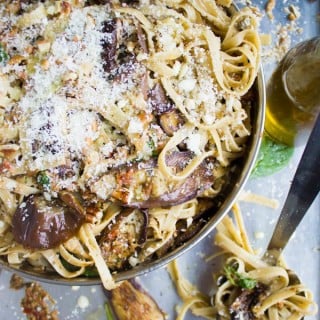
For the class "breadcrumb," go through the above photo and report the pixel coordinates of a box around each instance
[21,282,59,320]
[285,5,301,21]
[9,274,59,320]
[265,0,276,20]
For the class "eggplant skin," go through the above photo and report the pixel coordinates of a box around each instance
[99,209,147,270]
[109,280,166,320]
[230,283,269,320]
[12,193,85,250]
[112,152,214,209]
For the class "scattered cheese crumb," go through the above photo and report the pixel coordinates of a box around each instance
[254,231,265,239]
[285,5,301,21]
[265,0,276,20]
[185,133,202,155]
[127,118,144,134]
[260,33,272,46]
[129,256,140,267]
[186,217,193,228]
[178,79,196,92]
[71,286,80,291]
[77,295,90,309]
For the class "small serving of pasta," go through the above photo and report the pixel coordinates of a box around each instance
[169,204,318,320]
[0,0,261,289]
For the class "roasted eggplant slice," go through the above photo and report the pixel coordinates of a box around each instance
[229,284,269,320]
[102,18,146,83]
[136,22,148,54]
[119,0,139,5]
[93,151,214,209]
[159,109,185,137]
[154,199,213,258]
[149,83,174,115]
[149,83,185,136]
[86,0,111,5]
[154,222,204,259]
[116,152,214,208]
[12,192,86,250]
[101,18,118,74]
[99,209,148,270]
[105,280,166,320]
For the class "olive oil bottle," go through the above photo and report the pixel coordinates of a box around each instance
[264,37,320,146]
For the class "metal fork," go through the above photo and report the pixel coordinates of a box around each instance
[266,113,320,262]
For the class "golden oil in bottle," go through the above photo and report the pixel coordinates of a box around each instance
[264,37,320,146]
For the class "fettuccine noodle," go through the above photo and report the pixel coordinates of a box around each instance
[169,204,318,319]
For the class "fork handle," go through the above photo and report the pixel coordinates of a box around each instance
[267,113,320,251]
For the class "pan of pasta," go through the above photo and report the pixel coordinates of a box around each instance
[0,0,265,289]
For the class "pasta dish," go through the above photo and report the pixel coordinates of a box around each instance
[169,204,318,320]
[0,0,260,289]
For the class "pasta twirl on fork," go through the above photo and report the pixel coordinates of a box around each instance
[0,0,260,289]
[169,204,318,320]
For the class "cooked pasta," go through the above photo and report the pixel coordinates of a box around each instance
[0,0,260,289]
[169,204,318,320]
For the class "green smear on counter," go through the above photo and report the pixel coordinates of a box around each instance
[251,135,294,178]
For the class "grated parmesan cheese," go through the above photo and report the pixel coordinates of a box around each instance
[66,110,100,156]
[127,117,144,134]
[12,5,143,171]
[77,295,90,309]
[178,79,197,92]
[185,133,202,155]
[254,231,265,239]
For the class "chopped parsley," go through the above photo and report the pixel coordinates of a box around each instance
[147,138,159,157]
[224,264,257,290]
[0,43,9,64]
[36,171,50,188]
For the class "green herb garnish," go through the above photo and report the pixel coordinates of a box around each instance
[105,302,115,320]
[237,277,257,290]
[37,171,50,187]
[224,264,257,289]
[83,266,99,278]
[0,43,9,64]
[60,257,98,277]
[147,138,155,149]
[60,257,80,272]
[147,138,159,157]
[251,135,294,178]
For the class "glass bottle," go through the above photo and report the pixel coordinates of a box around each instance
[264,37,320,146]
